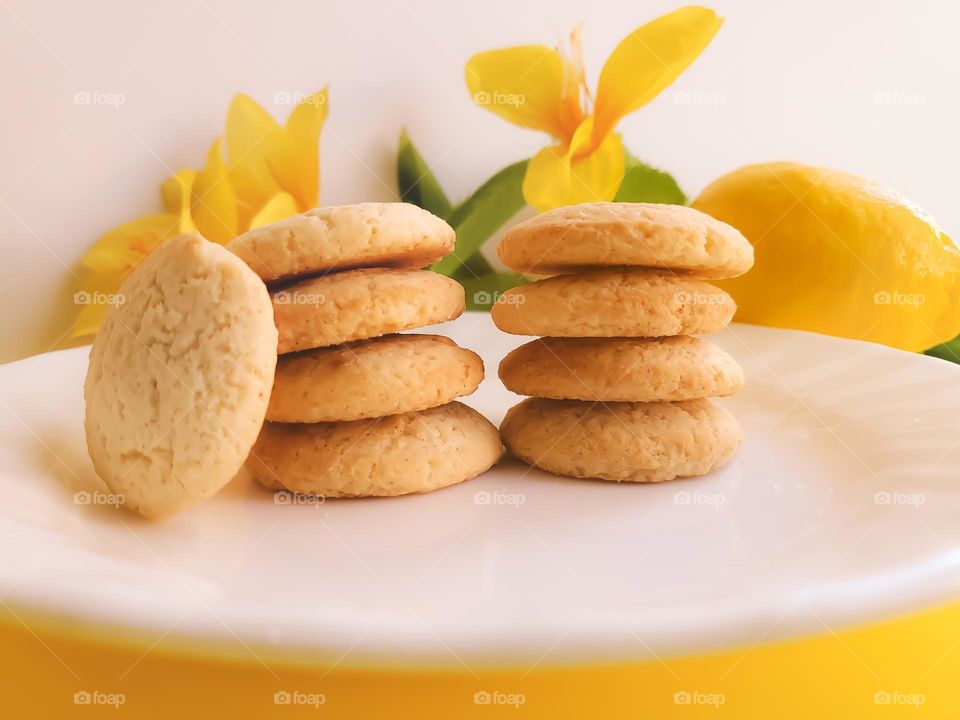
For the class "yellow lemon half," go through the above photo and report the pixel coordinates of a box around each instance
[693,162,960,352]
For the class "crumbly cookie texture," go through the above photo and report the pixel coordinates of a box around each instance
[490,269,734,338]
[272,267,464,353]
[228,202,455,282]
[499,336,743,402]
[500,397,742,483]
[248,402,502,497]
[83,233,277,518]
[268,334,483,422]
[498,202,753,278]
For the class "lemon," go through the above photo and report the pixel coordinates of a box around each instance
[692,162,960,352]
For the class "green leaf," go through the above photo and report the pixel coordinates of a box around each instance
[453,251,494,281]
[458,272,528,312]
[924,335,960,364]
[396,129,453,218]
[614,151,687,205]
[432,160,529,277]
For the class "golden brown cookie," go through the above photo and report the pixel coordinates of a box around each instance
[500,397,741,482]
[84,233,277,518]
[273,268,465,353]
[490,269,734,337]
[248,402,502,497]
[499,336,743,402]
[498,202,753,278]
[267,334,484,422]
[228,203,455,282]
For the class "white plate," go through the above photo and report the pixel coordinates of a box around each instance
[1,314,959,668]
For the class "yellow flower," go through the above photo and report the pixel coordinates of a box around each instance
[72,90,329,338]
[465,6,722,212]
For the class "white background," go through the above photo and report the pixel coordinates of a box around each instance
[1,0,957,362]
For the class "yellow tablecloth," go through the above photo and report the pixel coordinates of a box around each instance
[3,600,959,718]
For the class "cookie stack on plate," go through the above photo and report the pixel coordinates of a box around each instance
[228,203,502,498]
[490,202,754,483]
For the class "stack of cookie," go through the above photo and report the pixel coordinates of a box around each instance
[228,203,502,498]
[490,203,754,483]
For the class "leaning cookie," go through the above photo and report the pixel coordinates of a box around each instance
[490,269,734,338]
[248,402,502,497]
[499,336,743,402]
[273,268,465,353]
[84,233,277,518]
[500,397,741,483]
[498,202,753,278]
[228,203,455,282]
[268,335,483,422]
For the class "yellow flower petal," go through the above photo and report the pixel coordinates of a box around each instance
[466,45,583,140]
[191,139,238,245]
[522,119,625,212]
[160,170,197,233]
[81,214,179,274]
[226,93,283,229]
[271,89,328,211]
[249,191,299,229]
[593,6,722,145]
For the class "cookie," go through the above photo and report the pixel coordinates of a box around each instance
[498,202,753,278]
[268,334,484,422]
[500,397,741,482]
[83,233,277,518]
[490,269,734,338]
[273,268,465,353]
[248,402,502,497]
[499,336,743,402]
[228,203,455,282]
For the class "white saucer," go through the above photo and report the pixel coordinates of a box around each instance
[1,314,958,668]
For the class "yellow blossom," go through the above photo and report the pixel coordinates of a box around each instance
[72,89,328,338]
[466,6,721,211]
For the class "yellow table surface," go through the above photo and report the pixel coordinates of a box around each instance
[2,599,960,718]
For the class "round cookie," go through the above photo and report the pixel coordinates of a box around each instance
[84,233,278,518]
[229,203,455,282]
[490,269,734,338]
[499,336,743,402]
[273,268,465,353]
[268,334,484,422]
[500,397,741,483]
[248,402,502,497]
[498,202,753,278]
